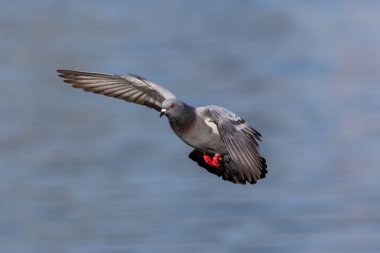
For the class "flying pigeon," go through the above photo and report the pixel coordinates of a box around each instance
[57,70,267,184]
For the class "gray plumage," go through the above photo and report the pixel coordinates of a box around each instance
[57,70,267,184]
[57,70,175,111]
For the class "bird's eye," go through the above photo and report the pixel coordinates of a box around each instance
[170,103,175,109]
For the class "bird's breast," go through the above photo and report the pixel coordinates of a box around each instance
[175,116,226,154]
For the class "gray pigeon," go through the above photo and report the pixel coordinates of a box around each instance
[57,70,267,184]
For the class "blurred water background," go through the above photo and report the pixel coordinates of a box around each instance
[0,1,379,252]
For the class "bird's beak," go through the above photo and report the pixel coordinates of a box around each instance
[159,108,167,118]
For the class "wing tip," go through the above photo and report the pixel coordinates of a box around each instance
[258,156,268,179]
[57,69,76,76]
[230,155,268,185]
[245,156,268,184]
[57,69,80,80]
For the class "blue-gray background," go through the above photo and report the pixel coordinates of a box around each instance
[1,1,379,253]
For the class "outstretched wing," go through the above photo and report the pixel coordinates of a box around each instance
[208,106,267,183]
[57,70,176,111]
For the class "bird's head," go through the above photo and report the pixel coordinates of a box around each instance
[160,98,185,118]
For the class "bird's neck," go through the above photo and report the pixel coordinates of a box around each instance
[169,104,196,134]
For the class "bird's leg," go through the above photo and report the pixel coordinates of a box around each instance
[203,153,222,168]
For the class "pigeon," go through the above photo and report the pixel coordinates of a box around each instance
[57,70,267,184]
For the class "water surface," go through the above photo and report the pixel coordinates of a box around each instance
[0,1,379,252]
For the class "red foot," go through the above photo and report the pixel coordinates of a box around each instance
[203,153,222,168]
